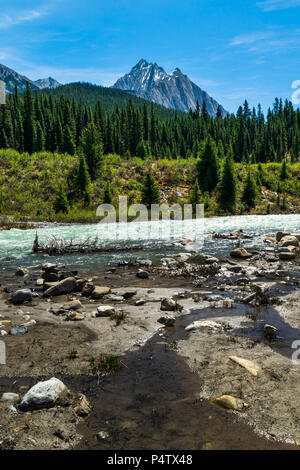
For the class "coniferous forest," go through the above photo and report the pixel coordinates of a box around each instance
[0,82,299,223]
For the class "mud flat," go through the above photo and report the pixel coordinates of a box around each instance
[0,231,299,449]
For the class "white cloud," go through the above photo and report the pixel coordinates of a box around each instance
[230,32,272,46]
[229,28,300,55]
[257,0,300,11]
[0,6,48,29]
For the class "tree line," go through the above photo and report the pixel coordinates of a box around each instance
[0,83,299,165]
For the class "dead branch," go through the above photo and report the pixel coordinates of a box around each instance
[32,233,146,256]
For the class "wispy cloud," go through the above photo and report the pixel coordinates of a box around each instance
[257,0,300,11]
[229,28,300,55]
[0,5,48,29]
[230,32,272,46]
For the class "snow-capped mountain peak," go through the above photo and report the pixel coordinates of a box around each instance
[114,59,227,117]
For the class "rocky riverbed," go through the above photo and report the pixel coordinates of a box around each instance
[0,230,299,450]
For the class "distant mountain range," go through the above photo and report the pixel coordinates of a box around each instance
[114,59,227,117]
[0,64,61,93]
[0,60,226,116]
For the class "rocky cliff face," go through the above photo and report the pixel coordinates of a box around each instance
[34,77,61,89]
[0,64,61,93]
[114,59,227,116]
[0,64,40,93]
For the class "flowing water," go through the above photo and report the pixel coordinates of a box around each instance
[0,214,299,275]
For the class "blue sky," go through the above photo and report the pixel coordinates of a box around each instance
[0,0,299,113]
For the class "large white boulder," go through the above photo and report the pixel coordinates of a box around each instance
[19,377,67,411]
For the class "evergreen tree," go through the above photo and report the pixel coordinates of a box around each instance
[218,146,237,213]
[141,171,160,209]
[23,83,37,153]
[196,135,219,193]
[136,140,148,159]
[53,185,69,214]
[242,169,257,209]
[76,153,92,199]
[103,181,113,204]
[280,159,288,180]
[63,125,76,155]
[80,122,103,180]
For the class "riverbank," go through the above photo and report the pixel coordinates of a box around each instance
[0,150,299,226]
[0,229,299,449]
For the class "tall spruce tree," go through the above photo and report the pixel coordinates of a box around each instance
[53,185,70,214]
[280,159,288,180]
[76,153,92,200]
[141,171,160,209]
[80,122,103,180]
[242,169,257,209]
[196,135,219,193]
[218,146,237,213]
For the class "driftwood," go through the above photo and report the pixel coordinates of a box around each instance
[32,233,145,256]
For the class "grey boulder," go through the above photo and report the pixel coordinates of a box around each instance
[11,289,33,305]
[43,277,78,297]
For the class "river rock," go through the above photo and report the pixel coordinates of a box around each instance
[81,282,94,296]
[62,299,83,310]
[136,270,149,279]
[264,324,277,340]
[11,289,33,305]
[135,299,146,306]
[279,252,295,260]
[227,265,243,273]
[173,253,192,262]
[0,393,20,403]
[160,298,177,311]
[19,377,67,411]
[158,315,176,327]
[91,286,111,299]
[58,270,78,280]
[66,311,85,321]
[203,294,223,302]
[94,305,115,317]
[136,259,153,267]
[41,263,58,272]
[229,356,260,376]
[279,235,299,248]
[36,278,44,286]
[230,248,252,259]
[23,320,36,328]
[264,237,276,244]
[185,320,222,332]
[9,326,28,336]
[276,231,290,242]
[4,287,13,294]
[161,257,177,266]
[180,238,193,246]
[74,394,91,417]
[15,267,29,276]
[212,395,237,410]
[42,272,59,282]
[189,254,219,265]
[43,277,78,297]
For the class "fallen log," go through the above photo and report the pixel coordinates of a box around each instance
[32,233,147,256]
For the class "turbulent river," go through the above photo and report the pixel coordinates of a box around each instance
[0,213,299,275]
